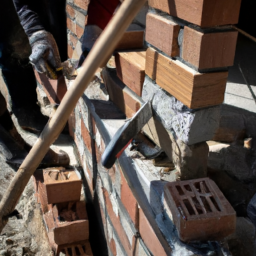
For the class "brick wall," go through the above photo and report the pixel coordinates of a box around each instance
[35,0,241,255]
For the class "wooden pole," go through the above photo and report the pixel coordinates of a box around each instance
[0,0,146,232]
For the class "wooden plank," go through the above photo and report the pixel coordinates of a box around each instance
[148,0,242,28]
[145,47,228,109]
[115,51,146,96]
[145,12,180,57]
[182,27,238,69]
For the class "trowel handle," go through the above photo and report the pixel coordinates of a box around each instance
[101,121,132,169]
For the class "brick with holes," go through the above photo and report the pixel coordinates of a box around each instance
[164,177,236,242]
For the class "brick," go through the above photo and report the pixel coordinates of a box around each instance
[68,44,74,59]
[120,171,139,229]
[115,51,146,96]
[66,4,75,19]
[75,10,86,28]
[115,30,144,50]
[145,12,180,57]
[103,188,135,256]
[148,0,242,28]
[139,208,168,256]
[76,24,84,39]
[34,70,67,104]
[182,27,238,69]
[44,202,89,245]
[164,178,236,242]
[81,118,92,153]
[109,238,117,256]
[69,34,78,48]
[74,0,89,11]
[146,47,228,109]
[102,68,141,118]
[67,17,76,34]
[43,168,82,204]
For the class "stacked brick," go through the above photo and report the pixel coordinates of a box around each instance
[33,168,93,256]
[66,0,88,59]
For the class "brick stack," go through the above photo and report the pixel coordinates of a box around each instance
[66,0,88,59]
[33,168,93,256]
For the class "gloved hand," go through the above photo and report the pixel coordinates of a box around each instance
[29,30,62,79]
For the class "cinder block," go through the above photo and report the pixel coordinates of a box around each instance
[145,12,180,57]
[148,0,242,28]
[164,178,236,242]
[44,202,89,246]
[102,68,141,118]
[182,27,238,69]
[115,51,146,96]
[142,76,220,145]
[43,168,82,204]
[34,71,67,104]
[146,47,228,109]
[139,208,168,256]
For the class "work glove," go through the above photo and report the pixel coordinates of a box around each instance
[29,30,62,79]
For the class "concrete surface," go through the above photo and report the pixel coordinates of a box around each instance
[225,33,256,113]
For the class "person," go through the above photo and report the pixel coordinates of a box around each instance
[0,0,69,166]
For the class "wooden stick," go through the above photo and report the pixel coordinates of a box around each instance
[0,0,146,232]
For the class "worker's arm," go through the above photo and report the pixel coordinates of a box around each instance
[13,0,62,79]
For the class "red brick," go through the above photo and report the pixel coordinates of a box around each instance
[81,119,92,153]
[182,27,238,69]
[120,170,139,229]
[145,12,180,57]
[44,202,89,245]
[148,0,242,28]
[76,24,84,39]
[139,208,168,256]
[115,30,144,50]
[34,70,67,104]
[146,47,228,109]
[103,188,135,256]
[102,68,141,118]
[74,0,89,11]
[115,51,146,96]
[43,168,82,204]
[67,18,76,34]
[164,178,236,242]
[69,34,78,48]
[66,4,75,19]
[109,238,117,256]
[82,154,94,195]
[68,44,74,59]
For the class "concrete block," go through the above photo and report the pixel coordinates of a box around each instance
[142,76,221,145]
[164,178,236,242]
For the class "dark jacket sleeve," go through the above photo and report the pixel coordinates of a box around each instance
[13,0,44,37]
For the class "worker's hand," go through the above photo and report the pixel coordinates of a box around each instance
[29,30,62,79]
